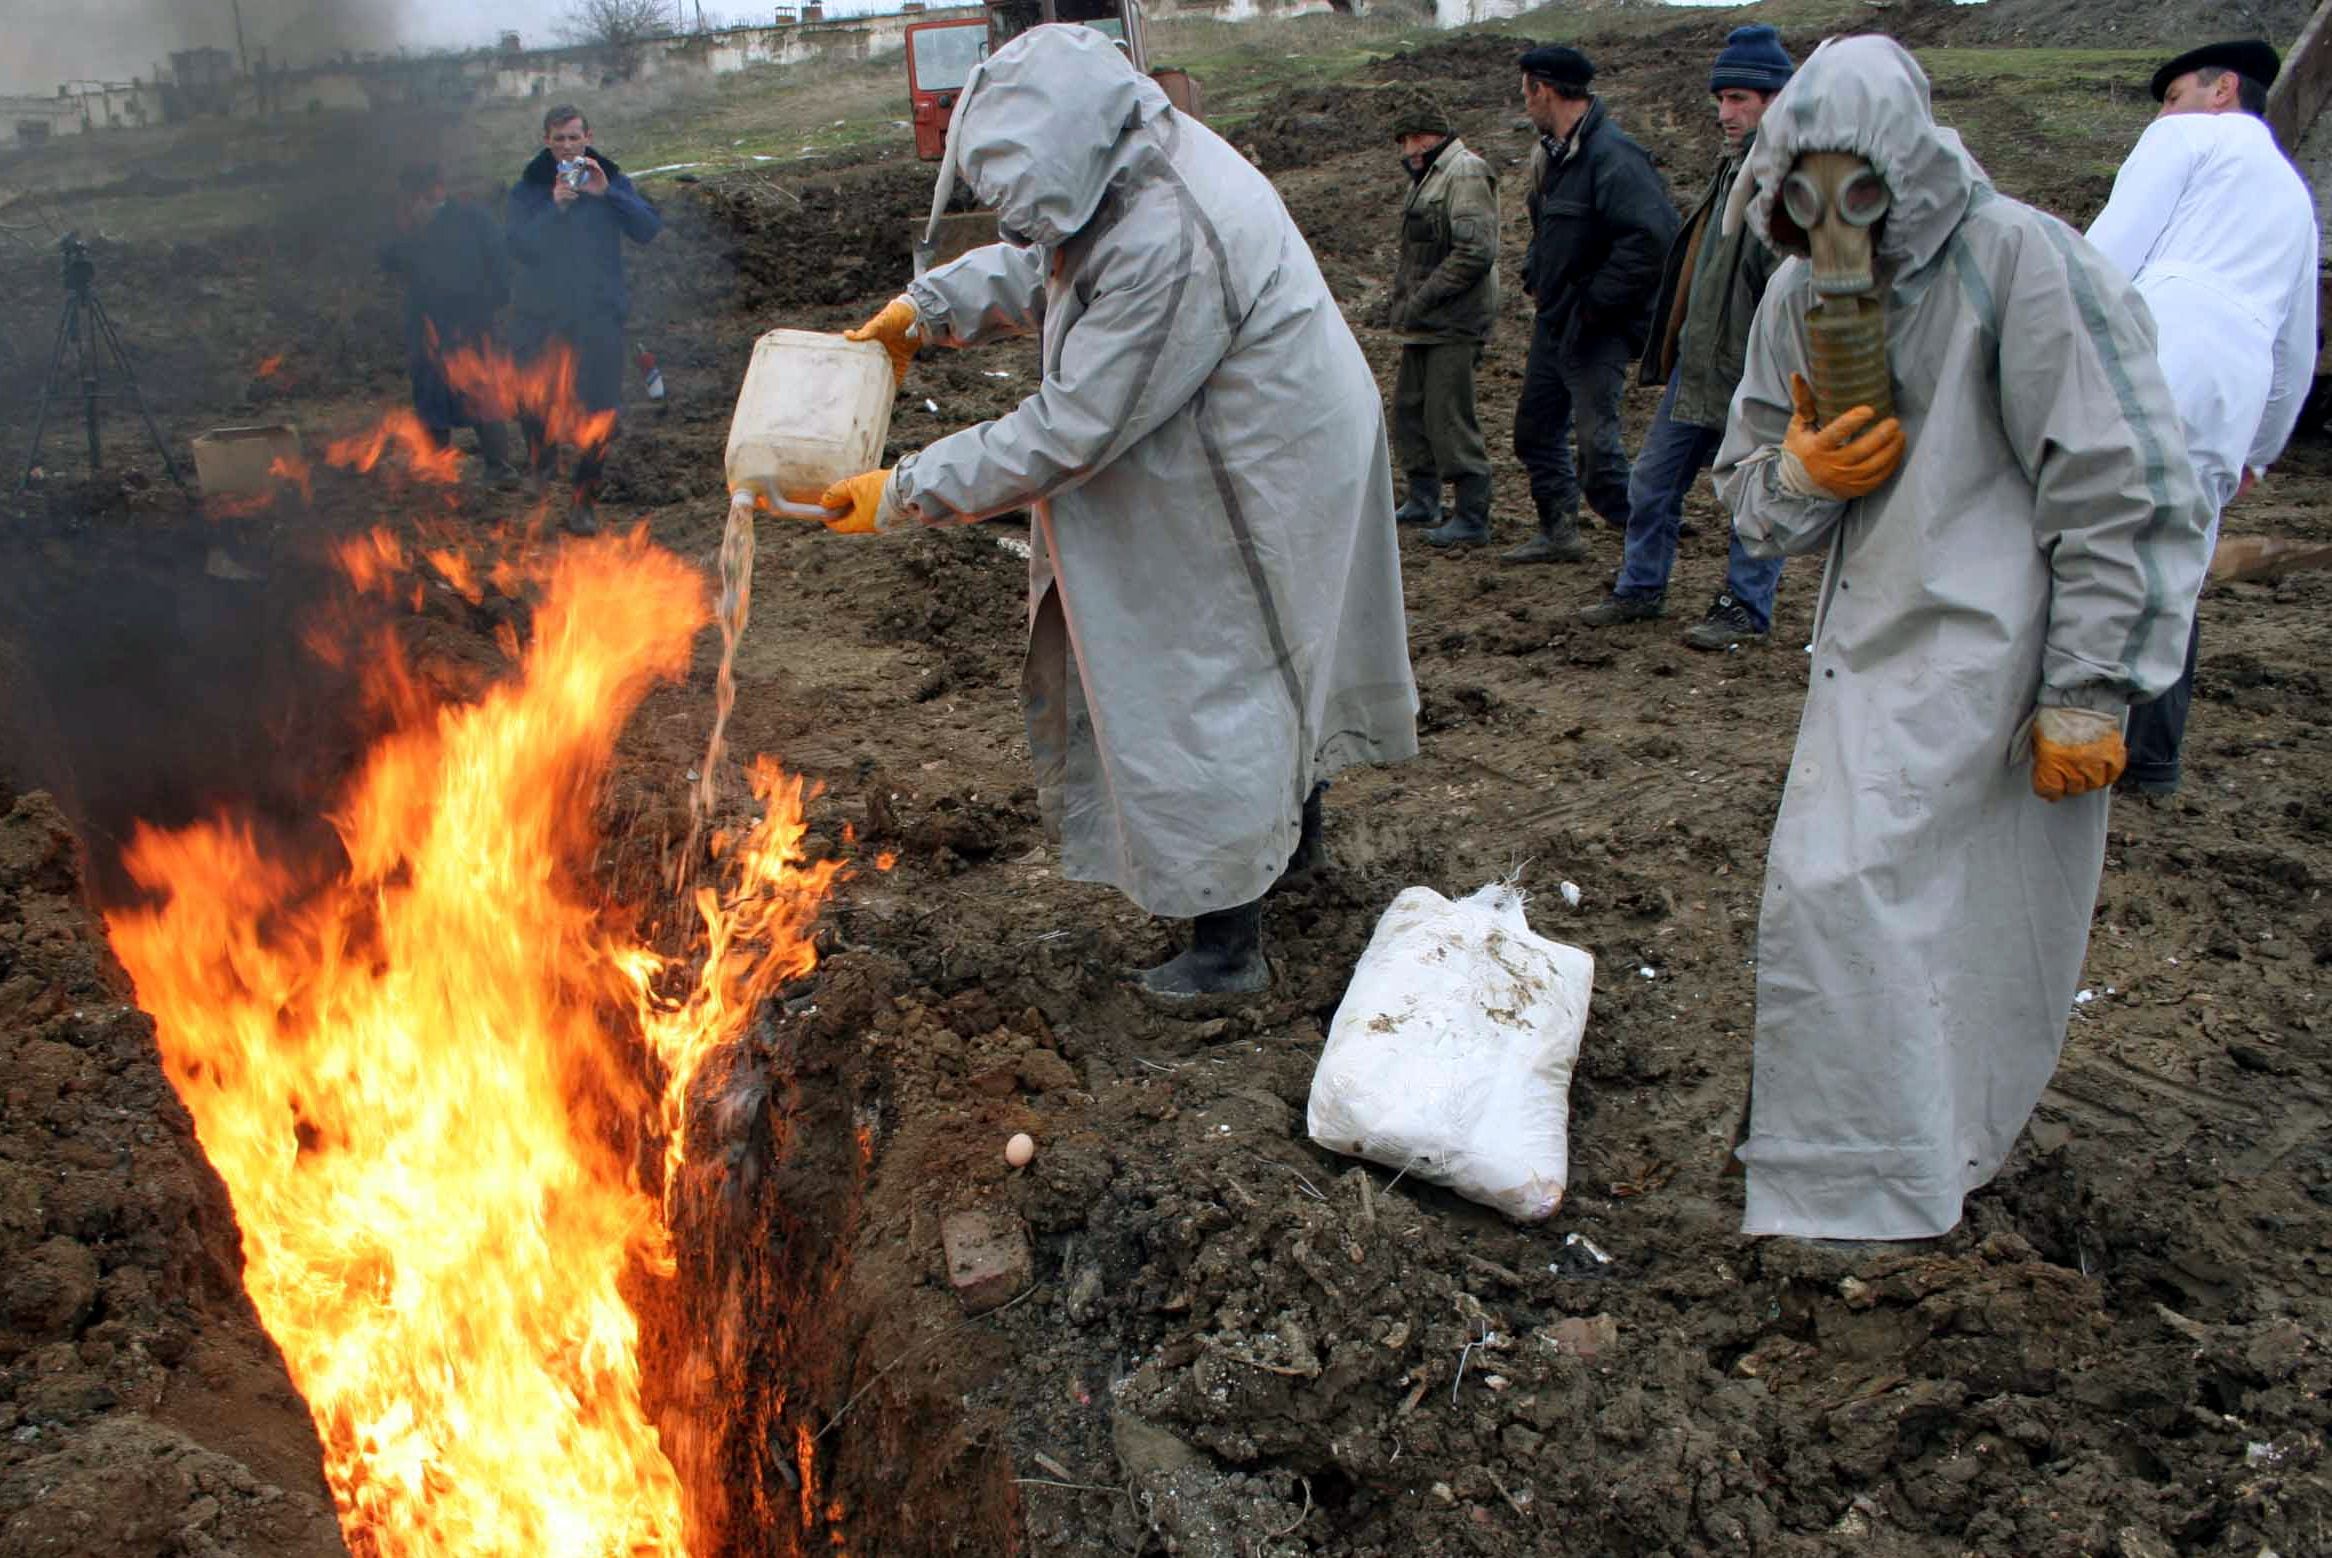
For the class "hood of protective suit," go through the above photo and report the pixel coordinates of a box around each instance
[929,25,1172,250]
[1725,35,1990,288]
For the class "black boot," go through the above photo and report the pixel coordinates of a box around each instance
[1501,502,1588,564]
[1279,782,1328,889]
[1424,474,1491,548]
[1137,898,1269,1007]
[1394,473,1442,527]
[474,421,521,488]
[563,480,602,536]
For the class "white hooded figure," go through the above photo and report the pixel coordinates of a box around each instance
[1713,37,2213,1240]
[825,25,1419,1002]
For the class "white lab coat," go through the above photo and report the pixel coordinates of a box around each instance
[2087,111,2318,519]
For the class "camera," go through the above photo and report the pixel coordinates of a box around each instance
[558,158,590,190]
[59,232,94,296]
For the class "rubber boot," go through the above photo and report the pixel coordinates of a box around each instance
[1394,473,1442,527]
[1424,475,1491,548]
[1278,783,1328,890]
[1136,898,1269,1008]
[564,479,602,537]
[474,421,521,488]
[1500,502,1588,564]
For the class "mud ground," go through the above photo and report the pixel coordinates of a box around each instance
[2,4,2329,1555]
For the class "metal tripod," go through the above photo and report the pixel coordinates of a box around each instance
[16,233,188,495]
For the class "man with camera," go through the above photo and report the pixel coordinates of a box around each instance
[506,104,663,534]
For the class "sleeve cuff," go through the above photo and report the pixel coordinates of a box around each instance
[2036,682,2129,714]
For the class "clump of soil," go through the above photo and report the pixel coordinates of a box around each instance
[0,792,343,1558]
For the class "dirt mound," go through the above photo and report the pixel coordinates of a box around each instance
[1949,0,2315,49]
[689,158,936,315]
[0,793,343,1558]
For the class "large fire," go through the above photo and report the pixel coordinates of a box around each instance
[104,523,839,1554]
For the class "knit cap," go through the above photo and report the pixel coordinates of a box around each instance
[1709,25,1794,94]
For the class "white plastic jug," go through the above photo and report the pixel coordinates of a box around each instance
[724,329,895,520]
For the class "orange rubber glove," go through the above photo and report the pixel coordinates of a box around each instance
[845,296,921,386]
[818,468,896,535]
[1779,372,1905,500]
[2030,705,2126,801]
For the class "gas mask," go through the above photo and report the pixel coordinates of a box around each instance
[1779,151,1895,426]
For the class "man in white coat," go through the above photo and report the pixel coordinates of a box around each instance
[2086,38,2319,795]
[1714,37,2213,1241]
[817,26,1420,1005]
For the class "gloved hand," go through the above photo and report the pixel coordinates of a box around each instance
[1778,372,1905,500]
[2030,704,2126,801]
[817,468,897,535]
[846,296,922,386]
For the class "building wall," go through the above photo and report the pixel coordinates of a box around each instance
[12,0,1420,145]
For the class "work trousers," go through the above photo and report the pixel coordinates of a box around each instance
[1614,371,1785,629]
[1392,341,1490,483]
[2125,606,2200,790]
[1512,312,1632,524]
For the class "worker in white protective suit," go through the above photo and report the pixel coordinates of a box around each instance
[1713,36,2214,1241]
[2085,38,2318,796]
[817,25,1420,1004]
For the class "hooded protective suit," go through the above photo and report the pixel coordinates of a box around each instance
[1713,37,2212,1240]
[894,26,1419,919]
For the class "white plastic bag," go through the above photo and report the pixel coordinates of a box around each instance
[1307,883,1592,1221]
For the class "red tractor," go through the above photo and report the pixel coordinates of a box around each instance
[904,0,1202,270]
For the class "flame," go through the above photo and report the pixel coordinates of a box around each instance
[437,335,619,458]
[306,337,613,490]
[104,531,844,1555]
[272,453,315,502]
[257,354,286,379]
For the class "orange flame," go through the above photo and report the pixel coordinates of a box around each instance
[438,336,619,458]
[257,354,286,379]
[104,532,843,1555]
[324,408,467,485]
[271,453,315,502]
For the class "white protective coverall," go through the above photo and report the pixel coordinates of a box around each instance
[894,26,1419,919]
[1714,37,2214,1240]
[2086,109,2318,524]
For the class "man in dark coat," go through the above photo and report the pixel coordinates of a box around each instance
[380,163,517,480]
[1581,25,1794,646]
[506,103,663,533]
[1383,90,1501,544]
[1487,44,1677,563]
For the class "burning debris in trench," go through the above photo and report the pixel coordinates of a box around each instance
[78,361,864,1555]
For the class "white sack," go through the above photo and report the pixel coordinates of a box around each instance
[1307,883,1592,1221]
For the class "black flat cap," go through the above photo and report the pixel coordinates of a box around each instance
[1518,44,1595,89]
[2151,38,2280,101]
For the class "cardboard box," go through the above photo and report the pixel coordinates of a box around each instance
[192,425,302,499]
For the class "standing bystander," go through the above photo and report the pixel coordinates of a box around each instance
[1477,45,1676,562]
[1579,27,1795,648]
[1383,91,1501,541]
[506,104,663,534]
[380,163,518,482]
[2085,39,2318,795]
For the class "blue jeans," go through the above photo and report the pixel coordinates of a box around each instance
[1613,372,1784,629]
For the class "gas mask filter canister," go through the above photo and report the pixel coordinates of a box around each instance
[1783,151,1896,426]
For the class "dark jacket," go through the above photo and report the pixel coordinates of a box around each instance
[381,197,509,427]
[506,147,663,330]
[1638,139,1778,429]
[1521,98,1679,354]
[1391,136,1500,345]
